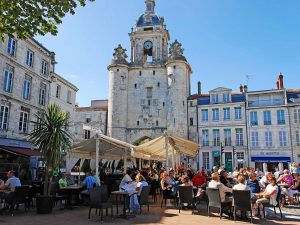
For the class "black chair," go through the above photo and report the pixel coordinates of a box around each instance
[149,180,160,202]
[262,186,283,219]
[232,190,253,223]
[161,189,177,208]
[139,185,151,214]
[206,187,232,219]
[50,182,66,209]
[178,186,195,213]
[9,185,30,215]
[88,186,113,221]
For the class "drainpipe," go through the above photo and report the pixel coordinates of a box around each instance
[288,107,294,162]
[244,94,250,167]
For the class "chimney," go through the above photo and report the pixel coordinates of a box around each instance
[276,81,280,89]
[243,85,248,93]
[239,84,244,93]
[278,72,284,89]
[197,81,201,95]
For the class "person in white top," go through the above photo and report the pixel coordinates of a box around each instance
[119,168,133,190]
[259,172,272,189]
[255,177,278,216]
[208,172,232,203]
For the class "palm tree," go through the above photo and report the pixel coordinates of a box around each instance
[29,104,72,196]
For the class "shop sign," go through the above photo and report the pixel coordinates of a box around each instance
[251,150,290,157]
[213,151,220,157]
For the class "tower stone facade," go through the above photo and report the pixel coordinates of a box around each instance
[107,0,192,143]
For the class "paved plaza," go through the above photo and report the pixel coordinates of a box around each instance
[1,200,300,225]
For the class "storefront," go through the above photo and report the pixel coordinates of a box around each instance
[212,150,220,168]
[251,150,291,173]
[225,152,233,172]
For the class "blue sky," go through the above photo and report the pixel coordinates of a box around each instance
[36,0,300,106]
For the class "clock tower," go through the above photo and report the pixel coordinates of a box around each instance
[108,0,192,144]
[129,0,169,66]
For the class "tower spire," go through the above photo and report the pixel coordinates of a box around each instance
[145,0,155,14]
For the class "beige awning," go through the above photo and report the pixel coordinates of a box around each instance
[135,135,199,160]
[69,134,149,160]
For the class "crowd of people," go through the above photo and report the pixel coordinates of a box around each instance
[117,162,300,217]
[1,162,300,218]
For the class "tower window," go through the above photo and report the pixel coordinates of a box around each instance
[137,121,139,126]
[134,83,137,89]
[143,40,153,63]
[173,65,176,69]
[139,71,142,76]
[148,100,151,106]
[146,87,153,98]
[153,70,155,75]
[190,118,194,126]
[84,130,91,139]
[157,82,160,87]
[117,69,119,72]
[163,102,165,107]
[156,120,158,126]
[144,27,153,31]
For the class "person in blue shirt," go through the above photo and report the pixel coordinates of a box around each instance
[82,171,96,190]
[247,172,261,196]
[81,171,96,204]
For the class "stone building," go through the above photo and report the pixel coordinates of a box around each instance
[107,0,192,144]
[246,75,300,172]
[188,74,300,172]
[73,100,108,143]
[49,72,79,134]
[286,89,300,164]
[188,85,247,171]
[0,35,55,149]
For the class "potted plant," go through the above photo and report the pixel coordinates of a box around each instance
[29,104,72,214]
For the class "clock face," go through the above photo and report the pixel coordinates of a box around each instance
[144,41,153,50]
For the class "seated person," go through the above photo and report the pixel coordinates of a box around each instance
[0,170,21,207]
[178,162,185,174]
[259,172,273,189]
[167,170,179,194]
[233,175,249,191]
[58,172,68,189]
[180,175,192,187]
[161,171,174,196]
[277,169,293,188]
[220,171,232,188]
[233,175,250,218]
[0,170,21,192]
[192,171,206,188]
[82,171,96,190]
[208,173,232,203]
[285,172,300,204]
[136,173,148,196]
[208,172,232,216]
[247,172,261,197]
[119,168,133,190]
[255,177,278,216]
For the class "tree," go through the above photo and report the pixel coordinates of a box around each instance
[0,0,94,40]
[29,104,72,196]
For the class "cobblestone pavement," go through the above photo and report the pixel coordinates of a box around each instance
[0,201,299,225]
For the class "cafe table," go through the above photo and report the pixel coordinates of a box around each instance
[60,184,84,208]
[111,190,138,219]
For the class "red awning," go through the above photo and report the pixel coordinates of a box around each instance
[0,146,40,157]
